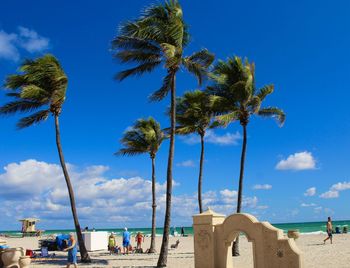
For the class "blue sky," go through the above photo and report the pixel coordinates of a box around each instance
[1,0,350,230]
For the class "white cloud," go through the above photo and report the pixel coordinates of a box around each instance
[0,30,19,60]
[176,160,195,167]
[253,184,272,190]
[0,27,49,61]
[0,159,260,229]
[276,151,316,170]
[330,182,350,191]
[180,130,241,146]
[301,203,316,207]
[17,26,49,52]
[319,181,350,199]
[304,187,316,196]
[319,190,339,199]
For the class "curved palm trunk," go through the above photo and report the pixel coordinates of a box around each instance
[232,123,247,257]
[198,133,205,213]
[149,156,157,253]
[54,115,91,263]
[157,73,176,267]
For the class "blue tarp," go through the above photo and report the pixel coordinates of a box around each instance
[56,234,70,250]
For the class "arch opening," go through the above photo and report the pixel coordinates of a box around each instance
[230,233,255,268]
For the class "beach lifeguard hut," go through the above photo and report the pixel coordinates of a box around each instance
[19,218,42,236]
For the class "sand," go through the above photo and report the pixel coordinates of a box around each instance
[2,234,350,267]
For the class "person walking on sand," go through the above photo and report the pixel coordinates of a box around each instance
[64,233,78,268]
[122,227,131,254]
[324,217,333,244]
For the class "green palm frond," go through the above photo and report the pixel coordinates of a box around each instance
[16,109,50,129]
[258,107,286,126]
[1,54,68,128]
[182,49,214,85]
[149,71,174,101]
[20,85,48,100]
[175,90,217,136]
[185,49,214,69]
[4,75,27,90]
[117,117,165,157]
[257,85,274,101]
[175,125,198,135]
[0,100,43,115]
[115,60,162,81]
[208,56,285,126]
[215,111,240,127]
[247,96,261,114]
[112,0,210,97]
[112,36,161,53]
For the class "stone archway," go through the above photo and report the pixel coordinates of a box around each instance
[193,209,303,268]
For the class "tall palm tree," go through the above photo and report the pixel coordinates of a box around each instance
[208,56,285,255]
[116,117,165,253]
[111,1,214,266]
[176,90,218,213]
[0,54,91,263]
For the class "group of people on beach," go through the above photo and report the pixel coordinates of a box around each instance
[108,228,145,255]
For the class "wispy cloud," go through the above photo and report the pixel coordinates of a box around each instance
[301,203,316,207]
[0,27,49,61]
[17,26,49,52]
[319,181,350,199]
[176,160,195,167]
[304,187,316,196]
[0,31,19,60]
[253,184,272,190]
[319,191,339,199]
[276,151,316,171]
[180,130,241,146]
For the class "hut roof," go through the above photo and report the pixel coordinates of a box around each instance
[19,218,40,222]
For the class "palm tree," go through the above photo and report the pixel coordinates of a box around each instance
[176,90,217,213]
[116,117,165,253]
[208,56,285,255]
[111,1,214,266]
[0,54,91,263]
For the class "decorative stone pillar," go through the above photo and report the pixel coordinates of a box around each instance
[192,208,225,268]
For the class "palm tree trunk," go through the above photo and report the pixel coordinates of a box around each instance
[232,123,247,257]
[54,115,91,263]
[198,132,205,213]
[157,73,176,267]
[149,156,157,253]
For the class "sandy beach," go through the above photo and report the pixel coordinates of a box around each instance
[2,234,350,267]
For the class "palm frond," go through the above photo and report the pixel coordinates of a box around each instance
[258,107,286,126]
[117,117,165,157]
[149,71,173,101]
[4,74,27,90]
[215,111,240,127]
[112,36,161,53]
[247,96,261,114]
[115,60,161,81]
[16,109,50,129]
[186,49,214,69]
[257,85,274,101]
[182,49,214,85]
[20,85,48,100]
[0,100,43,115]
[115,148,147,156]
